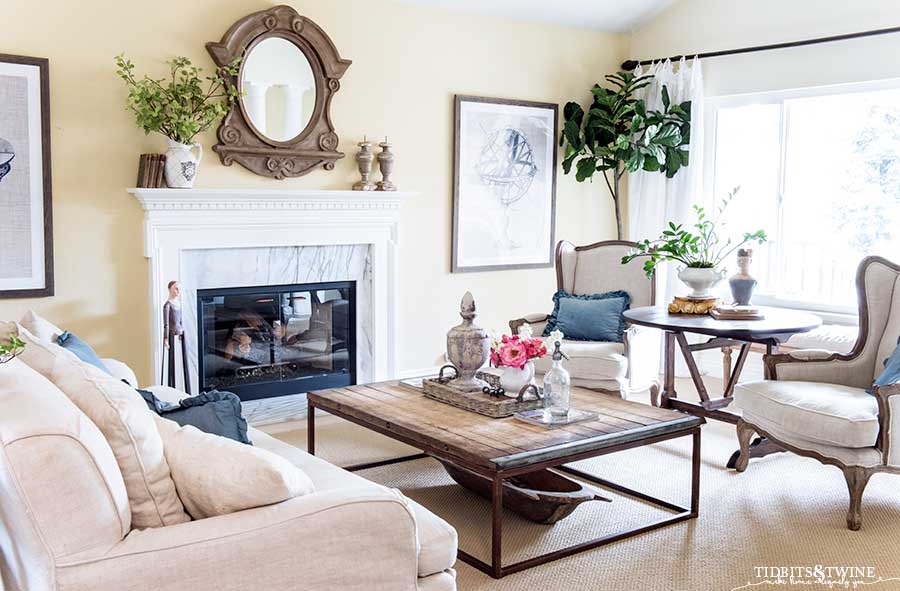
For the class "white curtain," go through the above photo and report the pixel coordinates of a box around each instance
[627,57,705,306]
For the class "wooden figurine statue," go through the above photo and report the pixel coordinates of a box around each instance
[161,280,191,393]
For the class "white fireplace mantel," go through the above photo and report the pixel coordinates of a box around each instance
[129,187,416,389]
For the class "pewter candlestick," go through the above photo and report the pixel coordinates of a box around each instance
[352,136,376,191]
[376,137,397,191]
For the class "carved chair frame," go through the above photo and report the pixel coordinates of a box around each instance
[735,255,900,530]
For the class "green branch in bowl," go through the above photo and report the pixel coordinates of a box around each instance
[621,187,767,278]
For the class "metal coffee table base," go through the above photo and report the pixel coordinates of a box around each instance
[322,419,701,579]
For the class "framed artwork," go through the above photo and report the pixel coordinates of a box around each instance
[452,95,557,273]
[0,54,53,298]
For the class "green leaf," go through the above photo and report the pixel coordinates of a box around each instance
[661,85,670,109]
[650,124,681,147]
[575,156,598,182]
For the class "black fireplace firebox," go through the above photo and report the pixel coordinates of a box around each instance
[197,281,356,401]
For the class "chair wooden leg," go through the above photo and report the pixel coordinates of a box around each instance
[734,419,756,472]
[842,466,873,531]
[649,384,660,408]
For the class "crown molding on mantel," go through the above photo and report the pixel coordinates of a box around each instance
[127,187,417,211]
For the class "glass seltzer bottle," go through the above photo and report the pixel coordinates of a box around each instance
[543,341,571,419]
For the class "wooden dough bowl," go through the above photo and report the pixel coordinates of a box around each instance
[439,461,610,524]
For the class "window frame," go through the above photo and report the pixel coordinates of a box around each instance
[703,78,900,325]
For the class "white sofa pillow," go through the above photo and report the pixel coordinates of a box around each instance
[19,310,63,343]
[155,416,315,519]
[16,327,191,529]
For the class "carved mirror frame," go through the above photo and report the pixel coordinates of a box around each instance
[206,5,351,179]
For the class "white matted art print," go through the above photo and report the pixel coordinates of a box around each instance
[0,54,52,298]
[452,96,557,272]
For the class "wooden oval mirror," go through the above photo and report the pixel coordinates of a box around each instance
[207,5,351,179]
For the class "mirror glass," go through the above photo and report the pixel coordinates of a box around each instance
[241,37,316,141]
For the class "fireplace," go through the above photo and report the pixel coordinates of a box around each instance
[196,281,356,401]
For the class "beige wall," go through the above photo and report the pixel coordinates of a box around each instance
[1,0,626,383]
[629,0,900,97]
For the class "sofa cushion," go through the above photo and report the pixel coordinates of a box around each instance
[251,428,458,577]
[733,380,879,448]
[155,417,314,519]
[533,340,627,382]
[19,310,63,343]
[16,328,190,529]
[0,358,131,559]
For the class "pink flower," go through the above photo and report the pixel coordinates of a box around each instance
[490,349,501,367]
[499,341,528,369]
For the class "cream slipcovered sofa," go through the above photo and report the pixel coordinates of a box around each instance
[0,318,457,591]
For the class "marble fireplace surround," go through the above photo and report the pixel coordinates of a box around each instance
[130,188,415,394]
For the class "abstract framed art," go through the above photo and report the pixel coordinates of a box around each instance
[0,54,53,298]
[452,95,557,273]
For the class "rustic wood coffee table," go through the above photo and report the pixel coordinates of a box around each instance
[307,382,703,578]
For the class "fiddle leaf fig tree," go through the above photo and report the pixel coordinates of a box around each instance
[561,71,692,239]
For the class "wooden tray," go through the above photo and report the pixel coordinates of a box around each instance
[420,374,543,418]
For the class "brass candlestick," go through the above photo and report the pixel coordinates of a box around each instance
[376,137,397,192]
[352,136,376,191]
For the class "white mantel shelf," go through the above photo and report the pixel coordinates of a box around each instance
[128,187,417,211]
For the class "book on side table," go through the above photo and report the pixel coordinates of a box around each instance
[710,305,765,320]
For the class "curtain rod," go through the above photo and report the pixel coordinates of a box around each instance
[620,25,900,71]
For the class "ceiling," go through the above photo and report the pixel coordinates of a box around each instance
[396,0,677,33]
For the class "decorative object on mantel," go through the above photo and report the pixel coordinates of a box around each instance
[114,54,239,189]
[668,296,718,315]
[452,95,558,273]
[729,248,758,305]
[136,154,166,188]
[375,138,397,191]
[0,336,25,365]
[622,187,767,299]
[206,5,351,179]
[0,53,54,299]
[352,137,376,191]
[161,280,191,393]
[559,71,692,239]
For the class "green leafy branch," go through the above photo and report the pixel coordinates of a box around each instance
[115,54,241,145]
[621,187,768,277]
[0,336,25,365]
[561,71,692,238]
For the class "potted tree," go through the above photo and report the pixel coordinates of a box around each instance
[115,54,239,188]
[621,188,767,298]
[560,71,692,239]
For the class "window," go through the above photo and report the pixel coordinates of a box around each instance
[705,81,900,316]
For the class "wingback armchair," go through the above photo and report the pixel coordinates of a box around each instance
[509,240,660,399]
[732,256,900,530]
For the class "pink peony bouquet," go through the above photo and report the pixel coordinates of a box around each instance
[490,333,547,370]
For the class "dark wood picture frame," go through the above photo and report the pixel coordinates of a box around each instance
[452,95,558,273]
[0,53,53,299]
[206,5,351,179]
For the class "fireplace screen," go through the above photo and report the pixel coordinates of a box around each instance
[197,281,356,400]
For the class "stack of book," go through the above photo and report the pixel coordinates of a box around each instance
[136,154,166,188]
[710,305,765,320]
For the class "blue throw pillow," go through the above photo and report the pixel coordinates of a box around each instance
[873,335,900,392]
[56,331,112,375]
[543,290,631,342]
[138,389,252,445]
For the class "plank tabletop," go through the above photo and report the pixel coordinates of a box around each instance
[307,382,703,471]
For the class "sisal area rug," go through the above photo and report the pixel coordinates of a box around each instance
[266,379,900,591]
